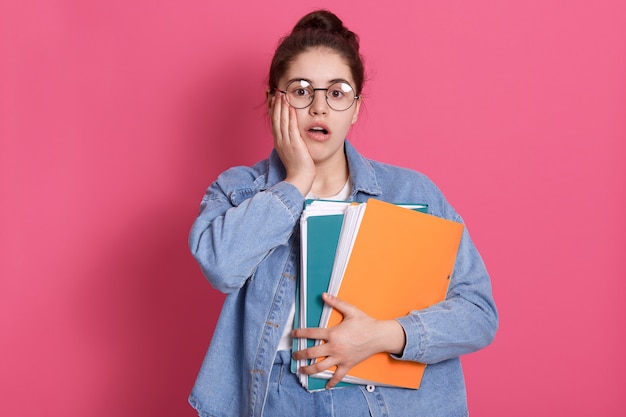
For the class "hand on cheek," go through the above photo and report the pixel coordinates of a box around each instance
[270,93,316,196]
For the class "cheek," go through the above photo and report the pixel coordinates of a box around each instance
[342,111,358,128]
[293,109,306,125]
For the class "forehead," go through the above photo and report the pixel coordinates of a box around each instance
[281,48,354,86]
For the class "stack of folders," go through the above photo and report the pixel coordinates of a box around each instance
[292,198,464,391]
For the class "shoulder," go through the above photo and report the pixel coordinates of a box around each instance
[346,141,440,199]
[364,158,457,220]
[367,157,442,194]
[213,149,286,190]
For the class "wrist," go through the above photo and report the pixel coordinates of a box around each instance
[285,173,315,196]
[376,319,406,355]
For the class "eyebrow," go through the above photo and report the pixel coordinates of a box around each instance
[286,78,352,87]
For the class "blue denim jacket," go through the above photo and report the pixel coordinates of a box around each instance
[188,141,497,417]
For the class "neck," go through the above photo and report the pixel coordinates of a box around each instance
[310,155,349,198]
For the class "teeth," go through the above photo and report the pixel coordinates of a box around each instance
[310,127,328,134]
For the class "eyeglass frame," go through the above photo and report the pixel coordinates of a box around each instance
[274,79,360,112]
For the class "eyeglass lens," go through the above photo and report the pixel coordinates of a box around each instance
[284,80,356,111]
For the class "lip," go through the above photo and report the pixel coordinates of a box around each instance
[304,122,332,142]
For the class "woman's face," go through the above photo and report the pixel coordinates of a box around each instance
[276,48,361,167]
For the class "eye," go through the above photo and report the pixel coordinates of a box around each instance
[287,80,312,98]
[328,89,344,99]
[328,82,354,100]
[293,88,310,97]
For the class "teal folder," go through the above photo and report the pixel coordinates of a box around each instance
[294,211,350,390]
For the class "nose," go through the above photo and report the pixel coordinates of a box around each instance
[309,89,328,115]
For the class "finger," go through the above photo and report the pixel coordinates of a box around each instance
[288,102,300,142]
[271,93,282,142]
[322,292,358,318]
[291,327,328,341]
[299,355,335,376]
[326,366,349,389]
[279,93,291,143]
[292,342,329,361]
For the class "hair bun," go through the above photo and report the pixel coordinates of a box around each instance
[292,10,347,36]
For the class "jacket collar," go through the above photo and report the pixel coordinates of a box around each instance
[263,140,382,197]
[345,140,382,197]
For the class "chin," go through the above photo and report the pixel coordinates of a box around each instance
[306,140,345,163]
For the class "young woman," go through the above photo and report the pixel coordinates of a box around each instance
[188,10,497,417]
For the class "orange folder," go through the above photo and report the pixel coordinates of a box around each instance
[324,198,464,389]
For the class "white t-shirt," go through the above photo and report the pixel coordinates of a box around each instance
[276,179,352,351]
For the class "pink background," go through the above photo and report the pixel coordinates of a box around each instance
[1,1,625,416]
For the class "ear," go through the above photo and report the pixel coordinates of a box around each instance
[350,97,362,125]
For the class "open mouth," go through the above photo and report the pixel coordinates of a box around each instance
[309,126,329,135]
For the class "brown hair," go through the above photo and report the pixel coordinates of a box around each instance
[268,10,365,96]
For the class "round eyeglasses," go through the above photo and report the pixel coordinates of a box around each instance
[276,79,359,111]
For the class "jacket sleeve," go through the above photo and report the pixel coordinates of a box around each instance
[189,171,305,294]
[394,214,498,364]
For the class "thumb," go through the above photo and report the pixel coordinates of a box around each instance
[322,292,357,318]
